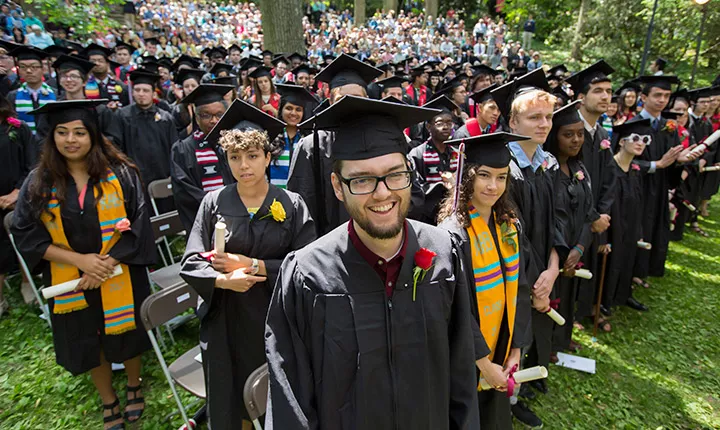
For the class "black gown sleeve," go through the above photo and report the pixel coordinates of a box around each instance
[596,154,617,216]
[107,165,156,266]
[14,123,35,189]
[287,136,319,226]
[261,194,316,286]
[170,139,206,232]
[11,171,52,270]
[179,191,218,305]
[265,254,319,430]
[511,227,533,349]
[98,105,124,148]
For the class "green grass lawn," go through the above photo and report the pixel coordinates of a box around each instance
[1,200,719,429]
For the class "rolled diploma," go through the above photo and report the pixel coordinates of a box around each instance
[702,129,720,147]
[478,366,548,390]
[702,165,720,172]
[689,143,707,157]
[214,222,226,253]
[637,240,652,250]
[42,265,124,299]
[560,268,593,279]
[546,308,566,326]
[682,201,697,211]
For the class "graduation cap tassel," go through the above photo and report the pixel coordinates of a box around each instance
[452,141,465,213]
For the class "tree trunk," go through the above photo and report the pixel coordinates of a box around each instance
[384,0,398,14]
[571,0,591,61]
[258,0,306,54]
[355,0,366,26]
[425,0,439,20]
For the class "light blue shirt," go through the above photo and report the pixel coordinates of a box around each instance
[638,109,660,173]
[508,141,548,172]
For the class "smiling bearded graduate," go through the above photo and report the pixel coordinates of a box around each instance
[264,95,480,430]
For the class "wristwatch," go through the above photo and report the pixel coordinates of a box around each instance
[249,258,260,275]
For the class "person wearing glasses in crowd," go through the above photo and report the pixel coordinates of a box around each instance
[265,95,480,430]
[180,100,316,430]
[6,46,56,134]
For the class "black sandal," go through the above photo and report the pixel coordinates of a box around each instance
[124,384,145,423]
[103,398,125,430]
[691,224,710,237]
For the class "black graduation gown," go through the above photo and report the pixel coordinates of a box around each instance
[633,117,682,278]
[697,119,719,200]
[97,76,130,107]
[551,160,594,352]
[508,153,566,369]
[439,215,532,430]
[264,220,480,430]
[576,125,618,320]
[603,162,644,308]
[407,141,456,225]
[180,184,316,428]
[117,104,179,212]
[11,165,155,375]
[0,121,34,273]
[669,123,702,241]
[287,130,349,237]
[170,135,235,232]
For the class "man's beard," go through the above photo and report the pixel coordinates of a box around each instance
[343,191,410,240]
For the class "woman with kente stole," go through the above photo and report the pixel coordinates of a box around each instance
[11,100,156,430]
[438,132,533,429]
[180,100,317,430]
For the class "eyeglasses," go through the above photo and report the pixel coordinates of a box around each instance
[339,171,413,195]
[196,112,225,121]
[624,134,652,145]
[61,74,84,81]
[18,65,42,71]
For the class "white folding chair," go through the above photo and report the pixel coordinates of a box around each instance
[147,178,178,265]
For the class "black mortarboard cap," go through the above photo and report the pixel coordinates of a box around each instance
[472,64,499,77]
[140,59,161,74]
[299,95,440,160]
[661,111,681,120]
[172,54,201,71]
[10,45,48,62]
[174,67,205,85]
[433,75,467,97]
[208,46,227,58]
[508,67,529,80]
[411,63,431,76]
[553,86,572,105]
[314,53,383,90]
[261,49,273,57]
[240,57,263,72]
[206,98,286,142]
[655,58,667,68]
[313,98,330,113]
[129,69,160,87]
[613,117,652,140]
[546,64,568,79]
[276,83,317,107]
[552,100,583,127]
[82,43,113,59]
[201,47,212,56]
[377,75,407,90]
[424,95,459,117]
[180,84,234,106]
[565,60,614,94]
[114,41,134,53]
[376,62,393,72]
[249,66,273,79]
[291,63,318,76]
[636,75,681,92]
[62,40,84,53]
[0,39,22,53]
[210,62,234,76]
[491,68,551,119]
[227,43,242,53]
[381,95,407,104]
[52,54,95,75]
[614,80,642,95]
[211,75,238,86]
[469,83,498,104]
[446,132,530,168]
[144,37,159,46]
[685,87,714,101]
[43,45,72,58]
[28,99,108,128]
[271,55,289,66]
[287,52,307,63]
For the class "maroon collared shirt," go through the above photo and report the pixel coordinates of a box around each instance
[348,220,409,297]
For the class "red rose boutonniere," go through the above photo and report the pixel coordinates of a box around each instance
[600,139,611,150]
[412,248,437,302]
[6,117,21,141]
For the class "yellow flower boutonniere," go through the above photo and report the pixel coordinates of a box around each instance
[115,84,123,94]
[154,112,161,122]
[259,199,286,222]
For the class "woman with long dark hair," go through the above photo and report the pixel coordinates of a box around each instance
[11,100,155,430]
[438,132,532,429]
[268,84,316,188]
[543,101,595,353]
[249,66,281,117]
[0,93,34,315]
[615,82,639,125]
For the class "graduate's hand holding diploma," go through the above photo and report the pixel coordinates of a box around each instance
[76,253,116,284]
[677,144,700,164]
[533,267,558,299]
[212,252,251,274]
[215,268,267,293]
[476,357,507,392]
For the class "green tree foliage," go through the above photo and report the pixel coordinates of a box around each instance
[25,0,125,36]
[503,0,720,85]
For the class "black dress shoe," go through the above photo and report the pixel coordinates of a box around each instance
[518,383,536,400]
[529,379,548,394]
[511,401,543,428]
[600,304,613,317]
[626,297,649,311]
